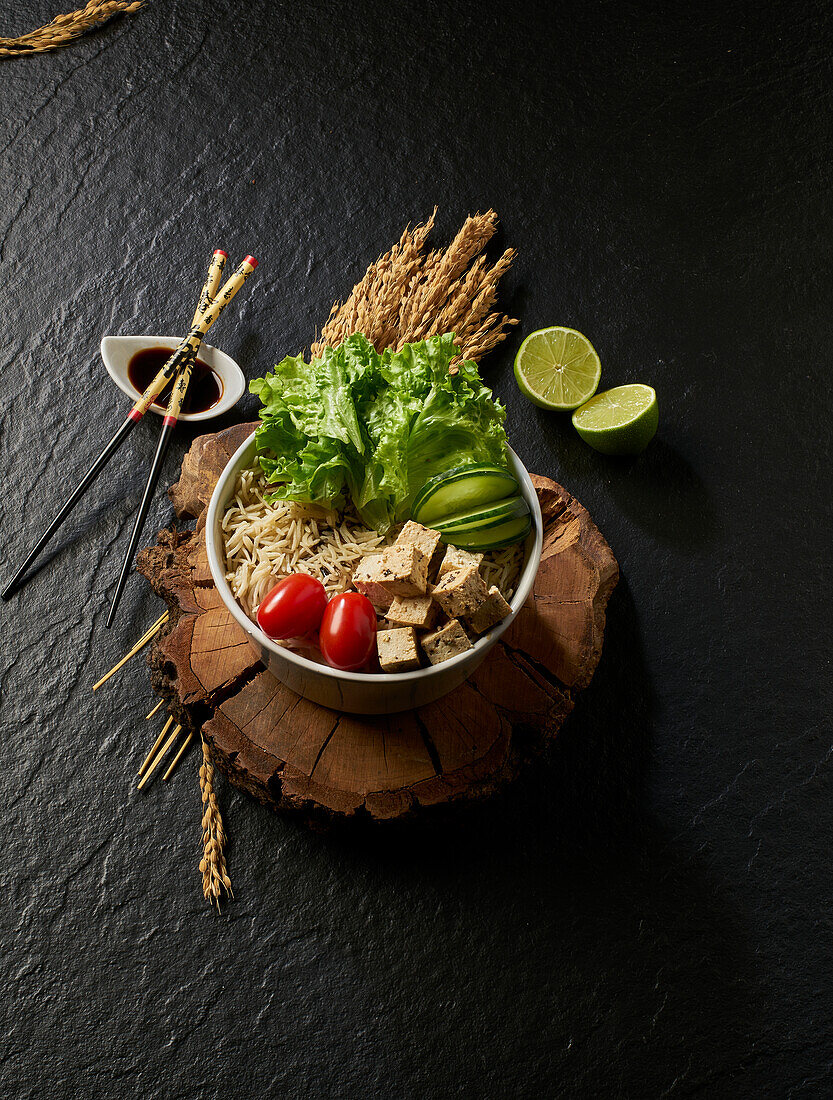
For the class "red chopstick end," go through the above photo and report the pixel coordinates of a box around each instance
[214,249,228,258]
[243,255,259,269]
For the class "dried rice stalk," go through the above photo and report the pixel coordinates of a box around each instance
[312,209,517,363]
[0,1,142,58]
[199,736,232,910]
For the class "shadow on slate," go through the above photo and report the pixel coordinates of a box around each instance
[562,437,720,552]
[2,478,146,597]
[229,329,263,381]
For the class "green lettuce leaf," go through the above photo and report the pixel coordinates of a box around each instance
[249,333,508,531]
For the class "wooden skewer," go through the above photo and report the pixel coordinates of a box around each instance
[163,729,194,781]
[92,611,168,690]
[1,250,230,601]
[92,610,168,689]
[129,609,169,645]
[145,699,164,720]
[137,724,181,789]
[139,715,173,776]
[106,254,259,628]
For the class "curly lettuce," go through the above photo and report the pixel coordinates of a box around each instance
[249,333,508,532]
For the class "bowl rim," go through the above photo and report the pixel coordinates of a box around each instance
[100,334,246,422]
[205,434,544,685]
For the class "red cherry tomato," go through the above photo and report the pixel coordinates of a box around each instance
[256,574,328,640]
[318,592,377,671]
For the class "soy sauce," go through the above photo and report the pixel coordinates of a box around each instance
[127,347,223,414]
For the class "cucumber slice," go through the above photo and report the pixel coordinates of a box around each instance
[444,513,532,552]
[434,494,529,534]
[412,464,517,525]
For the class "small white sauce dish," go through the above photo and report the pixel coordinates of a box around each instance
[100,335,246,422]
[205,434,544,715]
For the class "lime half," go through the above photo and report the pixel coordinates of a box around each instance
[514,327,602,411]
[572,384,658,455]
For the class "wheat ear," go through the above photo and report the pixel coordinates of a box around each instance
[199,735,232,910]
[0,1,143,57]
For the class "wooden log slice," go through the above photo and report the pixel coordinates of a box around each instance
[138,423,618,823]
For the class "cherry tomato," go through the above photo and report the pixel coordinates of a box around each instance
[318,592,377,671]
[256,574,328,640]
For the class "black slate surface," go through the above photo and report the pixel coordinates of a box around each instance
[2,2,832,1096]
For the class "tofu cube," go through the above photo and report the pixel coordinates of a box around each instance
[466,585,512,634]
[351,555,393,611]
[397,520,445,582]
[421,619,473,666]
[396,520,442,561]
[376,544,429,596]
[438,545,484,577]
[385,593,440,631]
[377,627,421,673]
[431,564,489,619]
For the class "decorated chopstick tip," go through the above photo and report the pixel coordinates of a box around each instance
[243,255,259,269]
[214,249,228,258]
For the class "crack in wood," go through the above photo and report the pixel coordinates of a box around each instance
[501,640,574,700]
[310,717,341,779]
[413,711,443,777]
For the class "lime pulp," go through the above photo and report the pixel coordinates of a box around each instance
[571,383,658,455]
[513,326,602,411]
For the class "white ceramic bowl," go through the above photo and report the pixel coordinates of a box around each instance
[100,334,246,422]
[206,434,543,714]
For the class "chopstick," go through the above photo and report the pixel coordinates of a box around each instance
[1,250,230,601]
[106,255,258,627]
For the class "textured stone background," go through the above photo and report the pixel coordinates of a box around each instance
[1,1,832,1096]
